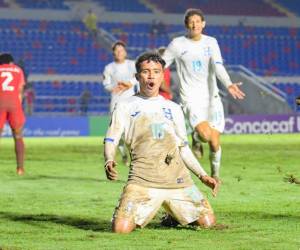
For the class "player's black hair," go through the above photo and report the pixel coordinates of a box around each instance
[135,51,166,73]
[184,8,205,27]
[0,53,14,65]
[112,41,126,52]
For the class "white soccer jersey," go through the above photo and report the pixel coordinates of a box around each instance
[163,35,232,107]
[105,94,194,188]
[102,59,138,112]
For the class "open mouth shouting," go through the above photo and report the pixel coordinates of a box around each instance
[147,81,155,90]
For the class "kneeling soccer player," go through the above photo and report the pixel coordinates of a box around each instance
[103,51,218,233]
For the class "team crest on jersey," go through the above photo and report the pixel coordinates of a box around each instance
[162,108,173,121]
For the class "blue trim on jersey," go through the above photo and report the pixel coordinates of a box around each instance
[131,111,141,117]
[215,61,223,65]
[184,141,189,146]
[104,138,114,143]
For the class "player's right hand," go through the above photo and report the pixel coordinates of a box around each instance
[228,82,245,100]
[104,160,118,180]
[200,175,218,197]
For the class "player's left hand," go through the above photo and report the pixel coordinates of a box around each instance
[228,83,245,100]
[200,175,218,197]
[212,177,222,197]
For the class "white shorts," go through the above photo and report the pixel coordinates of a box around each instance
[184,97,225,133]
[112,183,213,227]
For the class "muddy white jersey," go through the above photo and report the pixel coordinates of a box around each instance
[105,94,194,188]
[163,35,232,107]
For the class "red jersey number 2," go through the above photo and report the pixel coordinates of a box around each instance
[1,72,14,91]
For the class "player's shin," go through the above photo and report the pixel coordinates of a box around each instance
[15,138,25,173]
[209,147,221,179]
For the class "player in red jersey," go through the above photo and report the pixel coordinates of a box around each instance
[0,53,26,175]
[158,47,173,100]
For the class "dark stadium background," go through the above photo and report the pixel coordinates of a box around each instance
[1,0,299,136]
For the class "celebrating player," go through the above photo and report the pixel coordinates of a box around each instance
[103,52,218,233]
[162,8,245,183]
[102,41,138,165]
[0,53,26,175]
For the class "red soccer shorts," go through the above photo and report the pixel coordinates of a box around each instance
[0,107,25,130]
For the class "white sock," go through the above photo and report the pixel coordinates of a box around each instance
[209,147,222,178]
[118,144,126,157]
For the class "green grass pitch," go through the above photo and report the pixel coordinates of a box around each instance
[0,134,299,250]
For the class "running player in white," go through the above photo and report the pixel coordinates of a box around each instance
[104,52,218,233]
[102,41,138,165]
[162,8,245,184]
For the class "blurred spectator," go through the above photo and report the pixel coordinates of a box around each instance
[23,82,35,116]
[80,88,91,115]
[83,9,98,38]
[157,47,173,100]
[150,20,166,36]
[238,17,247,27]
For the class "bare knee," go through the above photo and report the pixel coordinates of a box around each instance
[112,218,136,234]
[195,213,216,228]
[12,128,23,140]
[195,122,212,142]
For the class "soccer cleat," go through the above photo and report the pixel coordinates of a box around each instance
[16,167,25,176]
[160,214,179,227]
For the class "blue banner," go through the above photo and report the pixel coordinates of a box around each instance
[2,117,89,137]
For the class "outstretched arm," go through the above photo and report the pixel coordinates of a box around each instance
[211,38,246,100]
